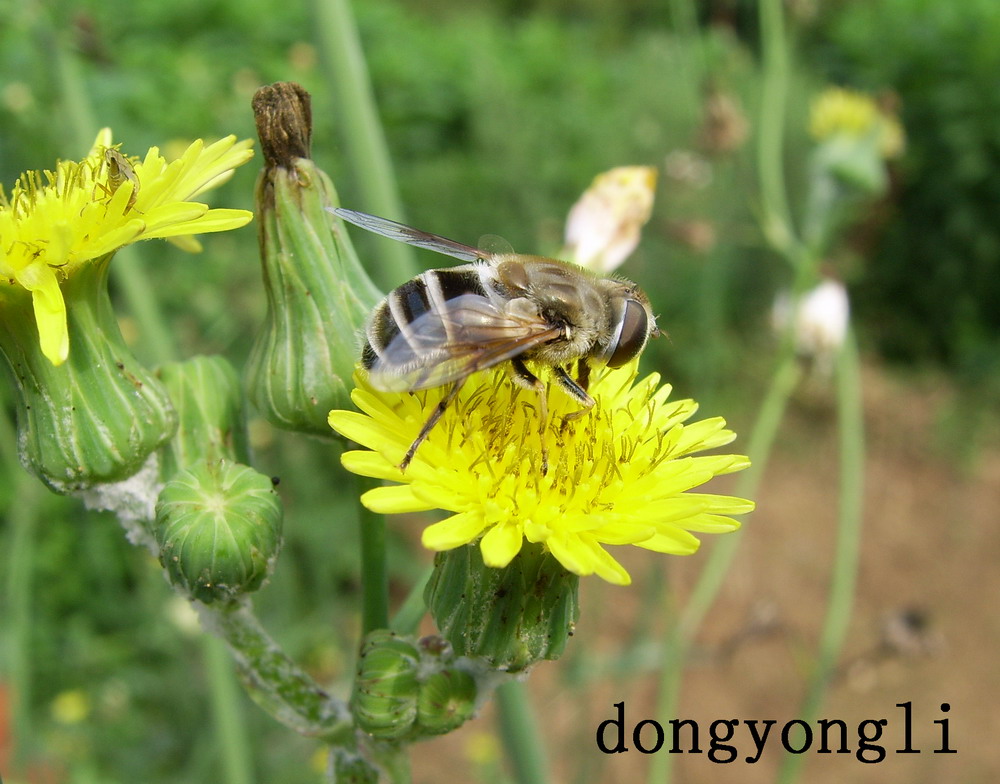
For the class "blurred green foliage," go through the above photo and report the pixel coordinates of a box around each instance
[813,0,1000,377]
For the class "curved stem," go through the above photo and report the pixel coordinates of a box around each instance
[778,329,864,783]
[200,599,352,741]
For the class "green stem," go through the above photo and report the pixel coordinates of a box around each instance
[666,0,707,105]
[358,476,390,633]
[496,681,549,784]
[202,599,352,740]
[778,329,864,783]
[648,347,801,784]
[311,0,418,290]
[1,410,39,775]
[390,565,432,635]
[204,635,255,784]
[756,0,797,261]
[109,248,178,365]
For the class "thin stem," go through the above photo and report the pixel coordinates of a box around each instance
[202,600,351,740]
[778,329,864,783]
[1,409,39,775]
[648,346,801,784]
[756,0,797,261]
[496,681,549,784]
[666,0,708,105]
[390,565,432,635]
[204,635,255,784]
[358,476,390,633]
[311,0,419,290]
[108,248,178,365]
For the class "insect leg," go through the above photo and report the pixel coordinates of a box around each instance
[510,357,549,474]
[401,380,465,471]
[554,365,595,423]
[576,359,591,393]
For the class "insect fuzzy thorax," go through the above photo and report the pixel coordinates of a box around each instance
[331,207,657,469]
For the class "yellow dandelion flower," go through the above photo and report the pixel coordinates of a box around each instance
[811,87,879,140]
[810,87,905,159]
[329,362,753,586]
[0,128,253,365]
[51,688,91,725]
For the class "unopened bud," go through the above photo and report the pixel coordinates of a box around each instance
[154,460,283,603]
[245,82,381,436]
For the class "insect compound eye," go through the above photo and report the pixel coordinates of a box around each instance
[605,298,650,368]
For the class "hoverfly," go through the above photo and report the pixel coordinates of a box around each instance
[332,208,658,471]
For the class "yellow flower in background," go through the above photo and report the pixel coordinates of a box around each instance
[0,128,254,365]
[562,166,657,274]
[329,362,753,585]
[809,87,904,159]
[51,688,91,725]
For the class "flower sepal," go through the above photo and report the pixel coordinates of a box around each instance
[0,255,176,493]
[424,541,580,673]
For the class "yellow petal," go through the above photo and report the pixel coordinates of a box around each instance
[17,265,68,365]
[422,511,488,550]
[361,485,437,514]
[634,529,701,555]
[166,235,204,253]
[143,208,253,238]
[480,522,523,567]
[340,450,404,481]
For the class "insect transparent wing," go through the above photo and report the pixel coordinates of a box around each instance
[332,208,486,262]
[368,294,560,391]
[477,233,514,256]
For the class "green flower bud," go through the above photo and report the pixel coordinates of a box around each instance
[812,134,887,195]
[156,355,248,480]
[416,668,477,736]
[352,630,480,741]
[352,631,420,739]
[154,460,282,603]
[245,82,382,436]
[424,541,580,673]
[0,255,176,493]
